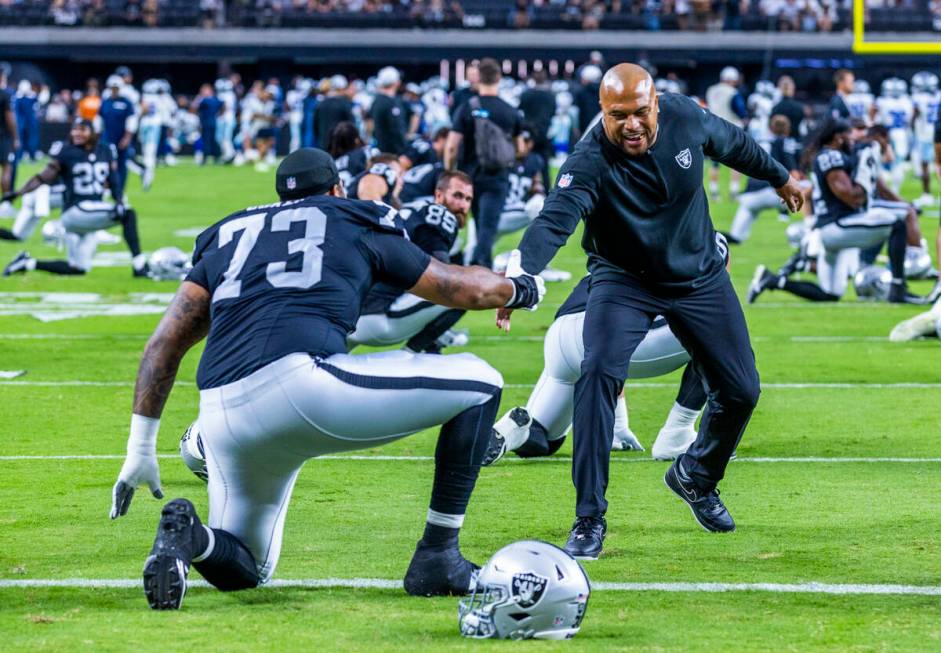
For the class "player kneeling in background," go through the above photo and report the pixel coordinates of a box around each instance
[110,149,545,609]
[2,119,147,277]
[348,171,474,353]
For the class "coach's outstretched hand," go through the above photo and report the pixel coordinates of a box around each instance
[110,417,164,519]
[775,175,805,213]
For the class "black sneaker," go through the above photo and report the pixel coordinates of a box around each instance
[564,516,606,560]
[482,407,532,466]
[887,282,926,305]
[664,456,735,533]
[747,265,777,304]
[142,498,202,610]
[926,280,941,305]
[404,542,480,597]
[3,251,31,276]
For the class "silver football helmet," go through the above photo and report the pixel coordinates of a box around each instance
[755,79,775,99]
[147,246,191,281]
[41,219,66,249]
[179,422,208,482]
[785,221,807,250]
[459,540,590,640]
[853,265,893,301]
[853,79,871,95]
[911,71,939,94]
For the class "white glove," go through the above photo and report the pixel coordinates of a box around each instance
[110,414,163,519]
[612,430,645,452]
[504,249,546,311]
[524,193,546,221]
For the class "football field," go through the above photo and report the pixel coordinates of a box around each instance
[1,162,939,651]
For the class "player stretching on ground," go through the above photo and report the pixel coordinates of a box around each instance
[2,119,147,277]
[109,148,544,609]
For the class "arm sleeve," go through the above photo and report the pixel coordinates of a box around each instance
[517,150,600,275]
[363,231,432,290]
[701,107,790,187]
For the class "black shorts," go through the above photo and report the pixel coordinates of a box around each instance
[256,127,276,140]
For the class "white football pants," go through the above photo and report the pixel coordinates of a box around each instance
[728,186,781,243]
[347,293,451,348]
[197,351,502,582]
[526,312,690,441]
[60,201,120,271]
[817,207,903,296]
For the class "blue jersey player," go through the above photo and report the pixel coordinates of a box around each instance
[109,148,545,609]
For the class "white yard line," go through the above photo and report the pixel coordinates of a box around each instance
[0,577,938,595]
[1,454,939,463]
[0,380,938,389]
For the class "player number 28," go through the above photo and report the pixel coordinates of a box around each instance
[211,207,327,303]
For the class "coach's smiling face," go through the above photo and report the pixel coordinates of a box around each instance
[600,63,660,157]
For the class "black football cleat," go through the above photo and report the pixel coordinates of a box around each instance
[3,251,31,276]
[664,455,735,533]
[564,516,606,561]
[887,282,926,305]
[482,407,532,466]
[747,265,778,304]
[143,498,202,610]
[404,542,480,597]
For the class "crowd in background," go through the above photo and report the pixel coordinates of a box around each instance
[5,0,940,32]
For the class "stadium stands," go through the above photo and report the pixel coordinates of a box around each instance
[7,0,937,33]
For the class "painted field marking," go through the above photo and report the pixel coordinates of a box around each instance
[0,577,939,595]
[1,454,939,464]
[1,380,939,390]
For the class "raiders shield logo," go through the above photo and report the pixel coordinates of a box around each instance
[674,148,692,169]
[511,572,548,608]
[287,176,297,190]
[557,173,573,188]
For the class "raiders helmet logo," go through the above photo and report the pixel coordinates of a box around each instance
[557,173,573,188]
[511,572,548,608]
[674,148,692,169]
[286,176,297,190]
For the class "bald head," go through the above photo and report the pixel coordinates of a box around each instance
[600,63,654,106]
[599,63,659,156]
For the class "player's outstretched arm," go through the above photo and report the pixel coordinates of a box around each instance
[2,160,60,202]
[410,250,545,312]
[111,281,211,520]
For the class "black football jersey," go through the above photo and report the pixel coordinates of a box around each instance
[347,162,398,206]
[399,162,443,204]
[186,195,431,389]
[360,200,459,316]
[811,146,857,227]
[334,146,378,188]
[49,140,116,209]
[502,152,545,216]
[402,138,438,167]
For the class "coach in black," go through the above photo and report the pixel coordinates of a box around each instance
[510,63,803,559]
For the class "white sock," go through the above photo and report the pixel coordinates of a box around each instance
[663,402,699,431]
[613,396,630,437]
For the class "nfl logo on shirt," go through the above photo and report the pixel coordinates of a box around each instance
[674,148,692,169]
[557,173,573,188]
[287,176,297,190]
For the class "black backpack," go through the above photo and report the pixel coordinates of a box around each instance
[469,97,516,173]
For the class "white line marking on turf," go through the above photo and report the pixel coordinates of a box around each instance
[2,454,939,463]
[1,578,939,595]
[1,380,938,390]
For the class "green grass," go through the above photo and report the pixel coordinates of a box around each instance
[0,161,939,651]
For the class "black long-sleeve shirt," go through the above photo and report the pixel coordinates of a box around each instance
[518,93,789,290]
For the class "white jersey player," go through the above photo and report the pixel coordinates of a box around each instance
[285,77,309,154]
[845,79,875,125]
[911,72,940,206]
[215,78,238,161]
[746,80,776,144]
[875,77,914,191]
